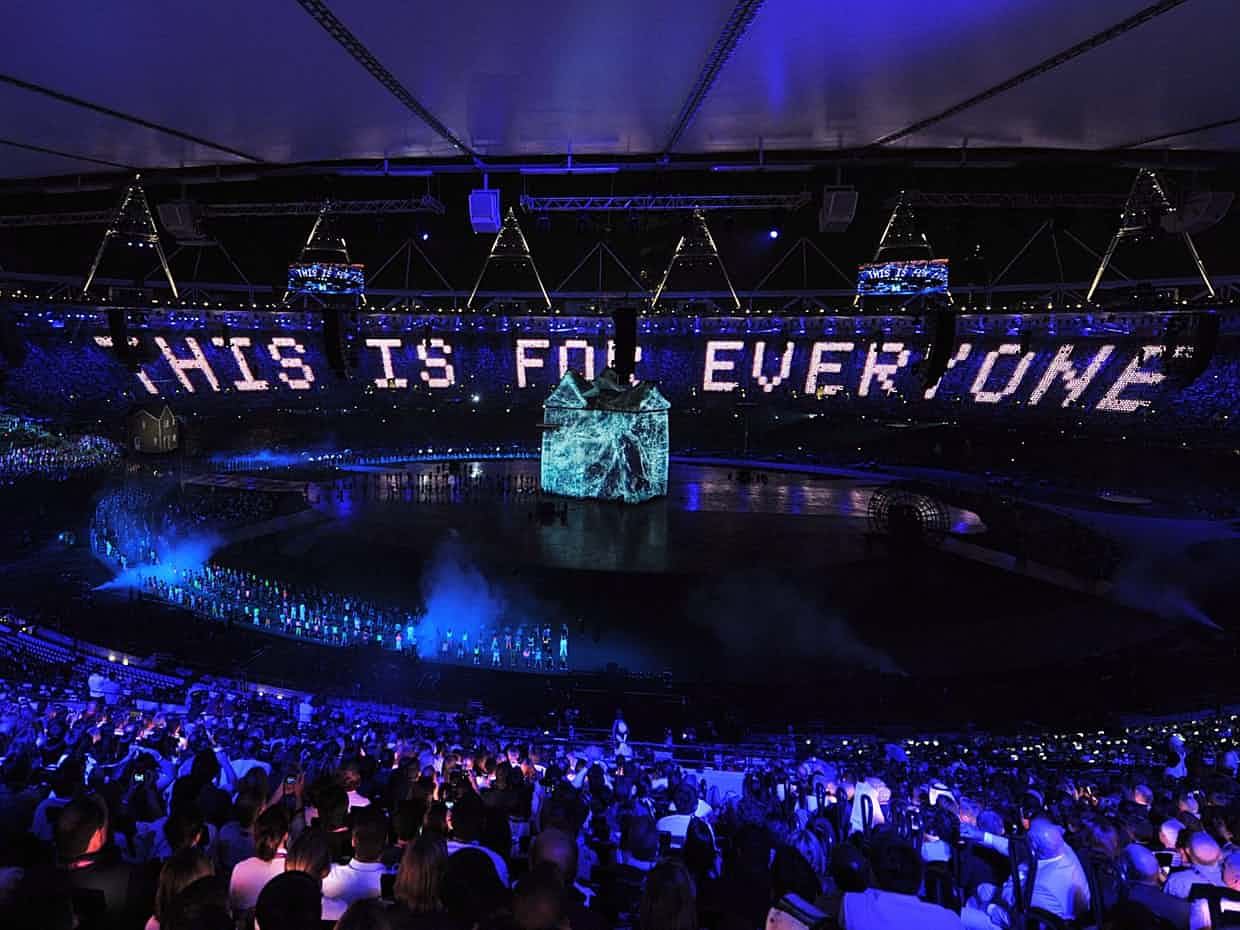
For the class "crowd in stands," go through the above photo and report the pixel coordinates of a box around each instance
[161,488,292,538]
[0,412,120,484]
[3,614,1240,930]
[321,469,545,508]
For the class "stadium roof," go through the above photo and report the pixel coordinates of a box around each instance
[0,0,1237,180]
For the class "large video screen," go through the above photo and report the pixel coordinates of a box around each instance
[857,259,949,297]
[287,262,366,296]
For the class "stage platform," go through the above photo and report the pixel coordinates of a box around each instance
[196,457,1234,684]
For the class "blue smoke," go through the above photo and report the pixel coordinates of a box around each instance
[417,538,507,657]
[209,449,310,470]
[96,531,222,592]
[1109,558,1220,630]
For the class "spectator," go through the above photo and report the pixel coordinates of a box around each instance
[341,762,371,812]
[656,782,700,850]
[392,833,446,920]
[513,862,566,930]
[639,859,696,930]
[788,828,827,887]
[440,848,509,927]
[148,848,213,930]
[214,791,262,876]
[682,817,721,892]
[446,792,509,886]
[29,758,84,843]
[255,871,322,930]
[530,827,606,930]
[336,898,394,930]
[285,829,348,922]
[323,806,387,907]
[1117,843,1191,928]
[228,804,289,913]
[158,874,230,930]
[962,818,1088,929]
[1226,851,1240,892]
[1158,817,1187,867]
[314,785,354,863]
[841,837,962,929]
[1163,831,1225,898]
[771,845,822,906]
[598,814,659,929]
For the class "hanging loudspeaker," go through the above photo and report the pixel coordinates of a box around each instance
[919,310,957,390]
[0,311,26,366]
[612,305,638,382]
[1164,312,1218,388]
[322,309,350,379]
[107,308,139,371]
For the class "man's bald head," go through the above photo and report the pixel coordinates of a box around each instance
[1158,818,1185,850]
[531,827,579,884]
[1187,832,1222,867]
[1121,844,1160,884]
[1223,851,1240,891]
[1028,818,1065,859]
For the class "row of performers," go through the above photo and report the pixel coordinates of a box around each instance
[433,624,570,671]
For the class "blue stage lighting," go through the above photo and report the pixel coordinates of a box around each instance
[421,232,430,242]
[768,228,780,240]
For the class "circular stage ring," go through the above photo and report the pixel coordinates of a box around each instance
[866,483,950,547]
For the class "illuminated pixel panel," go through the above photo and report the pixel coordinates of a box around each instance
[6,313,1236,431]
[286,262,365,296]
[540,372,669,504]
[857,259,949,296]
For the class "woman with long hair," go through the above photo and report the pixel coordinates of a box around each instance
[286,828,347,922]
[640,859,697,930]
[148,847,213,930]
[682,819,719,890]
[392,833,448,921]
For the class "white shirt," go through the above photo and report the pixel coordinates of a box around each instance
[842,889,964,930]
[30,792,70,842]
[1003,853,1090,920]
[656,810,715,850]
[322,858,385,906]
[346,789,370,811]
[655,813,692,848]
[322,895,347,921]
[849,784,886,834]
[1164,862,1225,899]
[228,854,286,912]
[1224,750,1239,776]
[230,759,270,782]
[446,840,509,886]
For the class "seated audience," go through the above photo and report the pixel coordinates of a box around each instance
[323,806,387,907]
[840,837,963,929]
[147,848,213,930]
[1164,831,1226,898]
[228,805,290,913]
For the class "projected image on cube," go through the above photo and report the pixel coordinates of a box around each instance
[540,369,669,504]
